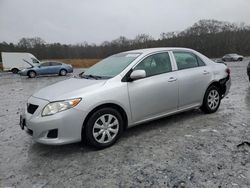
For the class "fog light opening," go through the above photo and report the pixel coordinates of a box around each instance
[47,129,58,139]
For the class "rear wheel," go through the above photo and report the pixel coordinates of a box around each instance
[59,69,67,76]
[201,86,221,114]
[11,68,19,74]
[238,58,243,61]
[28,71,36,78]
[84,108,124,149]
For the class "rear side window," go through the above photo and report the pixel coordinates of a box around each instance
[197,56,205,66]
[51,62,62,66]
[173,52,199,70]
[134,52,172,77]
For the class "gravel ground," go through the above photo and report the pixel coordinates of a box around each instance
[0,61,250,188]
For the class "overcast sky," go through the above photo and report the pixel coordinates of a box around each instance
[1,0,250,44]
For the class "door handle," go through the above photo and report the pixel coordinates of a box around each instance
[203,70,210,75]
[168,77,177,82]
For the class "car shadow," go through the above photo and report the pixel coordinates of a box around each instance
[122,108,203,138]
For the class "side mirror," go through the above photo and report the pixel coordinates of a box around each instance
[130,70,146,81]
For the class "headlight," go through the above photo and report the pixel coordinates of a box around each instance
[42,98,81,116]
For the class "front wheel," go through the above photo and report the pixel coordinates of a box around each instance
[59,69,67,76]
[28,71,36,78]
[84,108,124,149]
[201,86,221,114]
[11,68,19,74]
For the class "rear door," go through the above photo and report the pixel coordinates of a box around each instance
[172,51,212,109]
[50,62,62,74]
[127,52,178,123]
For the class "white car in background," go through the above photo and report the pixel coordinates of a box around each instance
[20,48,231,149]
[222,53,244,62]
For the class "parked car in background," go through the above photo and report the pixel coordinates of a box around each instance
[247,61,250,81]
[19,61,73,78]
[222,54,244,62]
[214,59,226,64]
[20,48,231,148]
[1,52,40,73]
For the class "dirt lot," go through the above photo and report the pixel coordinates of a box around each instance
[0,60,250,188]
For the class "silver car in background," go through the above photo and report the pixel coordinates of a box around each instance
[20,48,231,148]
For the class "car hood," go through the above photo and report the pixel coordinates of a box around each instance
[32,78,107,101]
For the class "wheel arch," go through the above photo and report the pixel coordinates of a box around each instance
[11,68,19,73]
[60,68,67,72]
[205,80,226,97]
[81,103,128,139]
[27,69,36,76]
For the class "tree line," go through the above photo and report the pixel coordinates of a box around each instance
[1,19,250,62]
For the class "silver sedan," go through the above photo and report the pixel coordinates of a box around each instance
[20,48,231,148]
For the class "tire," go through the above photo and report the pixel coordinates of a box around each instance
[238,58,243,61]
[84,107,124,149]
[28,71,36,78]
[59,69,67,76]
[11,68,19,74]
[201,86,221,114]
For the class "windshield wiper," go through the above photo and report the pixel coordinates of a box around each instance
[80,74,103,80]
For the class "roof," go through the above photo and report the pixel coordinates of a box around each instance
[125,47,195,55]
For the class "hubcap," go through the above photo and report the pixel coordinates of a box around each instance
[61,70,66,75]
[30,72,35,77]
[92,114,119,144]
[208,90,219,110]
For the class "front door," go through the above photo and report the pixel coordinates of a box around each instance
[127,52,178,123]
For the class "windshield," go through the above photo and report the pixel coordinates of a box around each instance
[83,52,141,78]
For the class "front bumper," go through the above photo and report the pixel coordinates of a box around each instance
[18,70,28,76]
[20,96,86,145]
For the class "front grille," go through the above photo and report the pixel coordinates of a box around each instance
[27,103,39,114]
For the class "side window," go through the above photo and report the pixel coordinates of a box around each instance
[31,58,39,64]
[197,56,205,66]
[173,52,199,70]
[51,62,61,66]
[134,52,172,77]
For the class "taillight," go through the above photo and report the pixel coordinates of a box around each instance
[226,68,230,76]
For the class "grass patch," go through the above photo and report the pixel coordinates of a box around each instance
[55,59,100,68]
